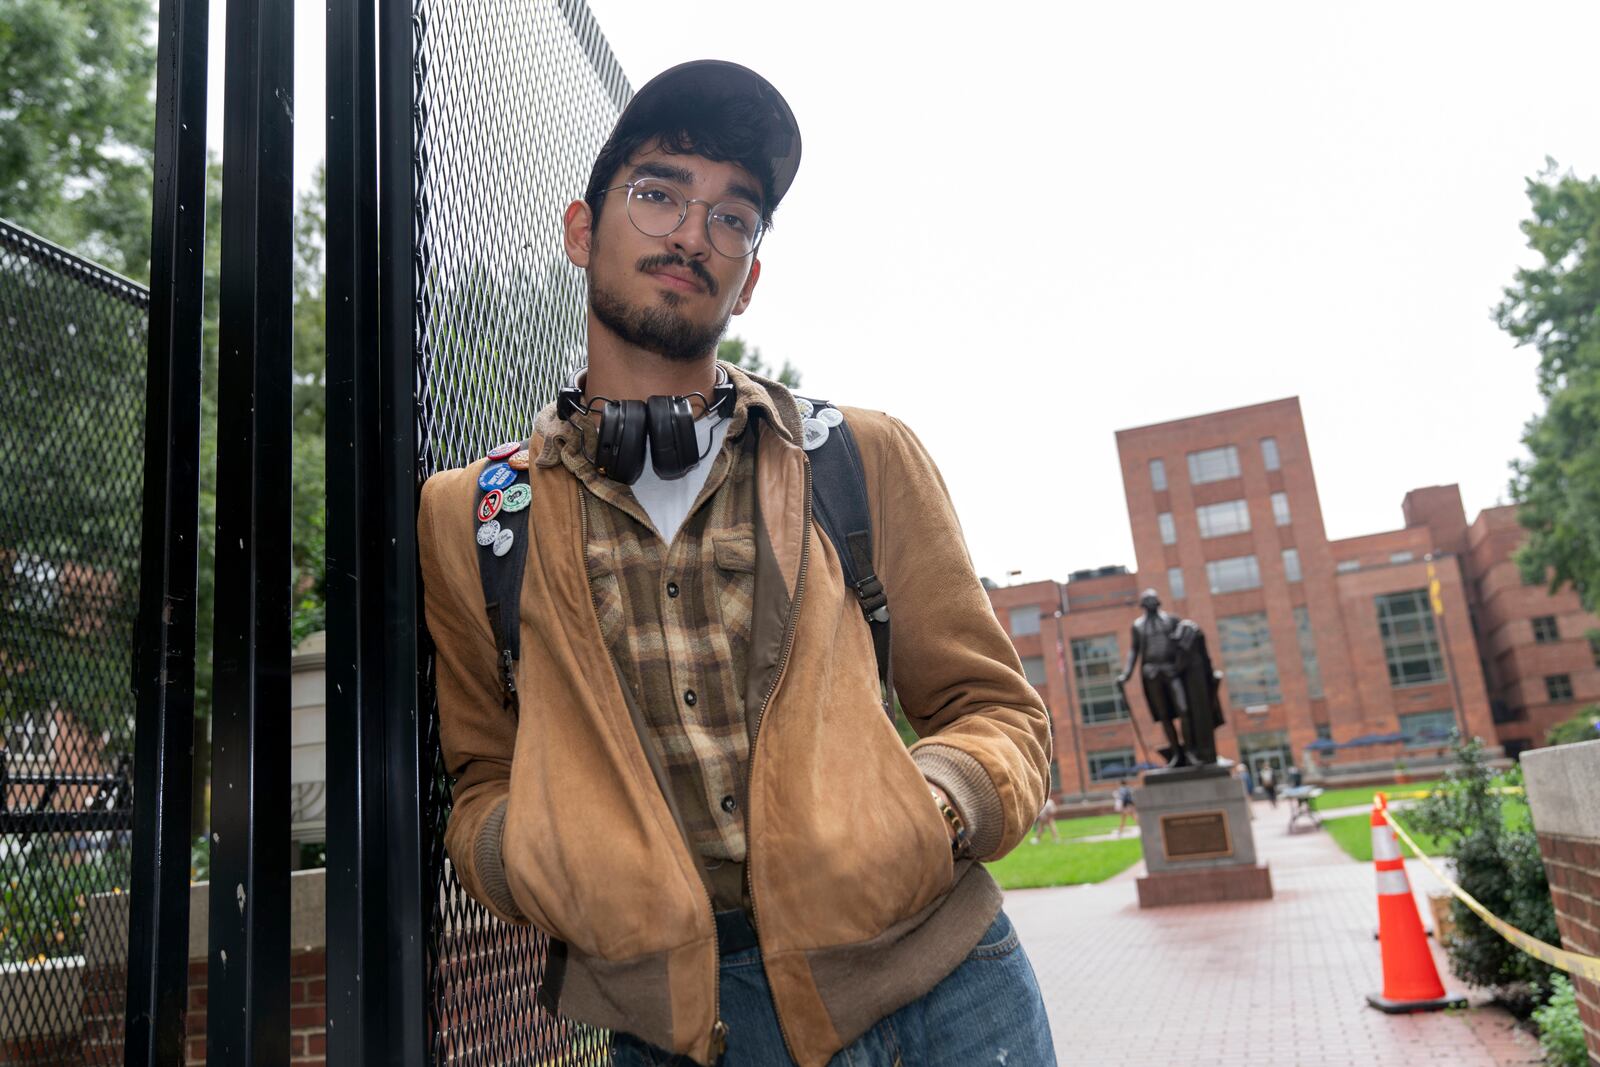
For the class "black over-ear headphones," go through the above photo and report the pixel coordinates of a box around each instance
[556,365,736,484]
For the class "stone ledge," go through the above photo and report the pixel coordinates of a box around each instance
[1523,739,1600,842]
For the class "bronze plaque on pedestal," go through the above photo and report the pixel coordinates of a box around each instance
[1159,810,1233,861]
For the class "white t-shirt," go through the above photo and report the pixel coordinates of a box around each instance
[629,414,731,545]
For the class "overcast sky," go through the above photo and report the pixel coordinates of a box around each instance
[216,0,1599,586]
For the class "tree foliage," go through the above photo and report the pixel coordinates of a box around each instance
[0,0,157,281]
[1495,161,1600,615]
[717,336,801,390]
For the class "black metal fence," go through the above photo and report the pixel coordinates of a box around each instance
[409,1,629,1062]
[0,219,146,1066]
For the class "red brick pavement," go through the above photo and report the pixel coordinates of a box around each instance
[1006,801,1544,1066]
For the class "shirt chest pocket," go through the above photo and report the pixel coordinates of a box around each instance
[710,533,757,636]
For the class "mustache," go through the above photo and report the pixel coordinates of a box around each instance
[636,253,718,297]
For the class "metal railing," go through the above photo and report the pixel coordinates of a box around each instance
[0,217,148,1066]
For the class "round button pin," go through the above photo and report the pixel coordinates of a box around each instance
[508,449,531,471]
[795,396,815,418]
[486,440,521,461]
[478,462,516,492]
[475,519,501,547]
[500,483,532,513]
[817,406,844,427]
[802,417,829,451]
[477,489,503,523]
[493,528,515,557]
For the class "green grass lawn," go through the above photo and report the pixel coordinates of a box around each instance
[1323,800,1531,862]
[984,837,1143,890]
[1309,780,1445,811]
[1037,814,1132,840]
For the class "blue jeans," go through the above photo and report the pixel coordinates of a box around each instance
[609,909,1057,1066]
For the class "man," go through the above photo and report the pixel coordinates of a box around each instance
[418,60,1054,1066]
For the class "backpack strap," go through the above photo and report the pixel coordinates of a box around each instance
[473,438,534,709]
[797,399,894,719]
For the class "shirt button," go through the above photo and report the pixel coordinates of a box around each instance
[666,581,680,598]
[721,794,737,814]
[684,689,697,706]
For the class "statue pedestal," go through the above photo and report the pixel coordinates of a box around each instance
[1133,766,1272,908]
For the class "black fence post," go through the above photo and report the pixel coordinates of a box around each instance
[374,0,431,1059]
[205,0,296,1060]
[125,0,211,1060]
[324,0,401,1059]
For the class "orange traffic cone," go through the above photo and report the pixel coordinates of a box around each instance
[1365,793,1465,1013]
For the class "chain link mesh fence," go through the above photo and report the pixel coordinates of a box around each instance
[0,220,145,1066]
[411,1,629,1062]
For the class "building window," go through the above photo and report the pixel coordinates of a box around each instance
[1591,633,1600,668]
[1050,759,1062,793]
[1020,655,1048,687]
[1150,458,1167,491]
[1072,635,1130,724]
[1218,612,1283,707]
[1009,605,1041,637]
[1375,590,1446,687]
[1196,499,1251,538]
[1282,548,1302,583]
[1531,615,1559,644]
[1546,674,1574,701]
[1158,512,1176,545]
[1206,555,1262,594]
[1261,437,1281,471]
[1187,445,1241,485]
[1087,748,1137,783]
[1293,605,1324,699]
[1399,709,1457,748]
[1168,566,1186,601]
[1389,551,1414,564]
[1271,491,1291,526]
[1336,560,1360,574]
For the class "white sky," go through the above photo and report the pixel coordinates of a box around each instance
[213,0,1599,586]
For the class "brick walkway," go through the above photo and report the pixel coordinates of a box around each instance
[1007,800,1543,1066]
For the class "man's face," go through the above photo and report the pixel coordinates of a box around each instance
[1140,592,1161,612]
[564,144,763,363]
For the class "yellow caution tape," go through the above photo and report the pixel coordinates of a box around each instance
[1383,808,1600,983]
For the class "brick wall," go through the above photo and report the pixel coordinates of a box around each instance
[1523,740,1600,1066]
[1536,833,1600,1064]
[74,950,327,1065]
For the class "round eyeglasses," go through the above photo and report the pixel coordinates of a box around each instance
[604,178,764,259]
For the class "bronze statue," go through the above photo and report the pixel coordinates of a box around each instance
[1115,589,1224,768]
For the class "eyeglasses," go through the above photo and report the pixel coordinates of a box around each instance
[604,178,765,259]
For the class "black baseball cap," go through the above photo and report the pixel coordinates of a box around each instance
[597,60,802,210]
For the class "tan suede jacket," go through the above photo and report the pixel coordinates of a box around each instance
[417,368,1051,1066]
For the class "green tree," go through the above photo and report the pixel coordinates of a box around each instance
[1545,706,1599,747]
[0,0,157,281]
[718,336,801,389]
[1495,161,1600,614]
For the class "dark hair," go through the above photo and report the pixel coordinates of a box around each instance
[584,92,779,231]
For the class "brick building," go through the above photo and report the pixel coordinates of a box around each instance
[990,397,1600,802]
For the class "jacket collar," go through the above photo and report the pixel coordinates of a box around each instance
[533,359,804,470]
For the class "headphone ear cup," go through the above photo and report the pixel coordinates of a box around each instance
[646,394,699,480]
[596,399,648,484]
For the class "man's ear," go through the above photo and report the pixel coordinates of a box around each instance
[563,200,593,268]
[731,257,762,316]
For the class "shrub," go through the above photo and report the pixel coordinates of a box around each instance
[1545,706,1599,747]
[1532,975,1587,1067]
[1407,740,1560,1011]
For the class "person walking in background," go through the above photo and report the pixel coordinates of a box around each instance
[1261,764,1278,808]
[1031,796,1061,844]
[1113,780,1137,837]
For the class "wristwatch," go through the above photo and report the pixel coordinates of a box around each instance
[930,787,970,859]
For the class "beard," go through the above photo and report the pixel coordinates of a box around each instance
[589,269,730,364]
